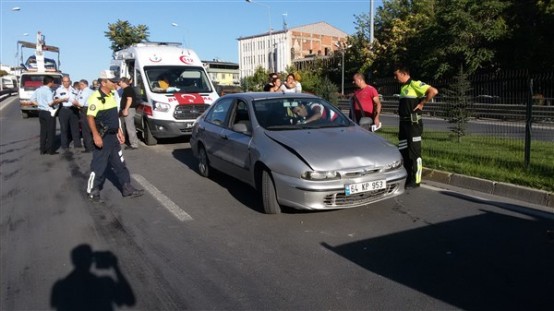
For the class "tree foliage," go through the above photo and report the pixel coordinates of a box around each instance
[365,0,510,79]
[104,20,150,54]
[443,66,472,142]
[242,66,269,91]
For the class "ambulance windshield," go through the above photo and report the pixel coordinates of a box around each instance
[145,66,213,94]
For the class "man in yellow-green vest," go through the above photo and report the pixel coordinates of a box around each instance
[394,66,438,189]
[86,70,143,203]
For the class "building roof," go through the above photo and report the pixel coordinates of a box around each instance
[289,21,348,37]
[237,21,348,40]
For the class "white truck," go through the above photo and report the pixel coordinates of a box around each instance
[17,32,63,118]
[111,42,219,145]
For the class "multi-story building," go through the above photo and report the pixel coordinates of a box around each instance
[238,21,348,79]
[203,59,240,86]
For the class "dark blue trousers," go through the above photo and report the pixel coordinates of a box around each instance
[87,133,131,193]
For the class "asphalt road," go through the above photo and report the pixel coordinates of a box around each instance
[1,96,553,310]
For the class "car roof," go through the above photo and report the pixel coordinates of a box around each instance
[222,92,320,101]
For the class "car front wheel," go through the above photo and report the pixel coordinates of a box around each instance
[261,170,281,214]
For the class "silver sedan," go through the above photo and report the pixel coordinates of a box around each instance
[190,92,406,214]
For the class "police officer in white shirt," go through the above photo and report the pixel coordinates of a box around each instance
[77,79,95,152]
[55,76,81,152]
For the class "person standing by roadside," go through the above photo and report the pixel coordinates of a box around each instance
[118,77,140,150]
[281,73,302,93]
[351,73,382,130]
[86,70,143,202]
[393,66,438,189]
[56,76,81,152]
[76,79,94,152]
[263,72,279,91]
[31,76,63,155]
[268,76,283,92]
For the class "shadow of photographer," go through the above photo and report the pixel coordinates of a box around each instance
[50,244,136,310]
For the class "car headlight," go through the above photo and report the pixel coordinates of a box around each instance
[384,159,403,171]
[301,171,340,180]
[153,101,170,113]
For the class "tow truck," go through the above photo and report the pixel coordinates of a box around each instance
[17,31,64,118]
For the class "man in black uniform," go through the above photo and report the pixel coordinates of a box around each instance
[394,66,438,189]
[86,70,143,202]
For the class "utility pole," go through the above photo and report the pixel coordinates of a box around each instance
[369,0,375,43]
[335,42,352,95]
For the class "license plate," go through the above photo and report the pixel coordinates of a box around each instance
[185,122,194,128]
[345,180,386,196]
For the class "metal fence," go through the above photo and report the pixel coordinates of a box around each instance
[337,93,554,191]
[372,70,554,105]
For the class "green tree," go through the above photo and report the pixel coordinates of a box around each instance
[443,65,472,142]
[428,0,509,77]
[496,0,554,71]
[104,20,149,54]
[242,66,269,91]
[364,0,510,79]
[312,76,339,104]
[371,0,437,77]
[0,70,8,77]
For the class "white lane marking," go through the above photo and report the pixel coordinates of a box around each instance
[132,174,193,222]
[0,95,15,111]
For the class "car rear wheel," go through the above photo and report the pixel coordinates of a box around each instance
[261,170,281,214]
[198,145,210,178]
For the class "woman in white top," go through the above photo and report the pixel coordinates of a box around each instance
[281,73,302,93]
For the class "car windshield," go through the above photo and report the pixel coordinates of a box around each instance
[252,98,352,130]
[144,66,213,94]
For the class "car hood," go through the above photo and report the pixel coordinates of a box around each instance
[265,127,399,170]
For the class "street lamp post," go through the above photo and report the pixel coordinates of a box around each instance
[246,0,274,73]
[335,42,352,95]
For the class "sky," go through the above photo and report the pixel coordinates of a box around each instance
[1,0,379,83]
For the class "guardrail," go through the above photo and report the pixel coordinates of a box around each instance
[337,97,554,122]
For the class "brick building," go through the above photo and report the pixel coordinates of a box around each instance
[237,21,348,79]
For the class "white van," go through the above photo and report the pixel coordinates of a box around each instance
[111,42,219,145]
[1,75,18,96]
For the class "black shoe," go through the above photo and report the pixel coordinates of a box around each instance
[122,183,144,198]
[88,193,103,203]
[405,182,421,190]
[48,151,60,155]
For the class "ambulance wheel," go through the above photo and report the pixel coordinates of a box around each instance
[143,119,157,146]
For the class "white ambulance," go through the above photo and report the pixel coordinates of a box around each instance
[111,42,219,145]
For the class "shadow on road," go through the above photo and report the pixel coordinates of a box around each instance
[322,209,554,310]
[171,147,305,214]
[50,244,136,310]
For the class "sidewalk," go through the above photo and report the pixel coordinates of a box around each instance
[422,167,554,211]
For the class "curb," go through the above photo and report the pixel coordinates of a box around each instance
[422,168,554,211]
